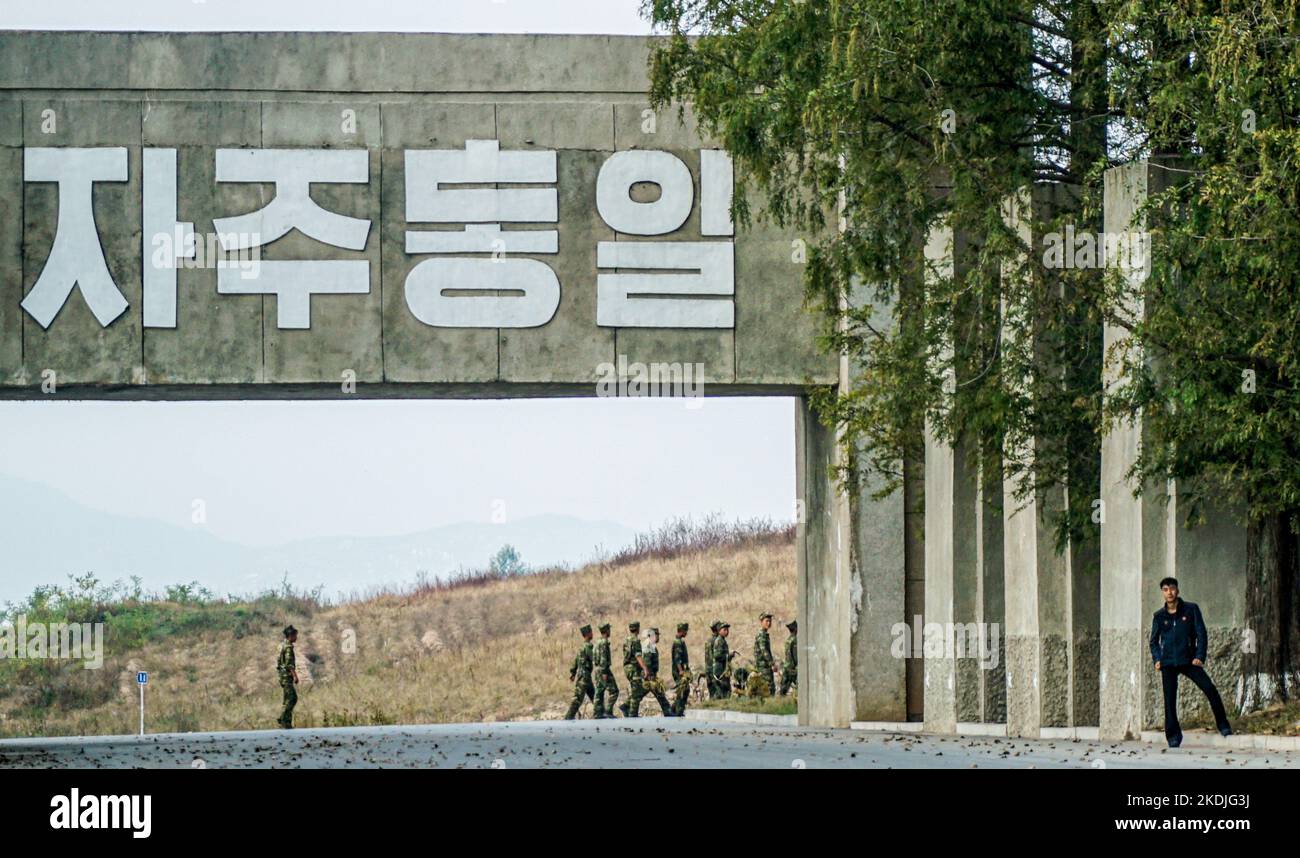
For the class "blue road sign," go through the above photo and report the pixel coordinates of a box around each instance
[137,671,148,685]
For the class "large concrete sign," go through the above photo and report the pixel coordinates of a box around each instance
[0,32,834,397]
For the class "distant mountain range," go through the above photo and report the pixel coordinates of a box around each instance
[0,473,638,606]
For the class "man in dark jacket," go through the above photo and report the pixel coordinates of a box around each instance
[1150,577,1232,747]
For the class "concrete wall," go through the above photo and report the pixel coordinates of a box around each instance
[0,32,835,399]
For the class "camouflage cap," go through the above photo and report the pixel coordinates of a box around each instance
[719,621,730,629]
[709,619,721,632]
[759,612,773,621]
[677,622,689,633]
[283,625,298,637]
[786,620,798,631]
[629,621,641,632]
[598,622,611,633]
[649,627,660,637]
[579,623,592,635]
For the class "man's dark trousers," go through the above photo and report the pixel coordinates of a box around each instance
[1160,663,1230,743]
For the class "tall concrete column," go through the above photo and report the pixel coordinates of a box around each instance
[1099,161,1248,739]
[850,432,911,722]
[796,297,911,727]
[975,451,1007,723]
[922,220,1006,730]
[922,221,978,730]
[796,395,855,727]
[1000,185,1099,737]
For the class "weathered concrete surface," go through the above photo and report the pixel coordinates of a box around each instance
[796,395,855,727]
[142,102,264,384]
[0,103,19,382]
[849,446,909,723]
[21,99,142,386]
[842,277,911,723]
[1,720,1292,769]
[922,221,993,732]
[976,451,1007,723]
[0,33,662,94]
[0,32,837,397]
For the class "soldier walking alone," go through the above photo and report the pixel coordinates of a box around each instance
[780,620,798,696]
[593,622,619,718]
[276,625,299,729]
[564,624,596,720]
[671,623,691,716]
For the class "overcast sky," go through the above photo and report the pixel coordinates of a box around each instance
[0,2,797,560]
[0,0,653,33]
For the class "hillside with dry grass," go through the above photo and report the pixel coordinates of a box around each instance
[0,518,796,738]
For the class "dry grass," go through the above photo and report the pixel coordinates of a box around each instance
[0,536,795,737]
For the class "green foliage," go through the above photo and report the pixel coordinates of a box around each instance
[645,0,1111,546]
[1104,0,1300,525]
[489,544,527,577]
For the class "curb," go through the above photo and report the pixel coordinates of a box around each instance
[682,709,798,727]
[847,720,1298,750]
[1138,731,1300,751]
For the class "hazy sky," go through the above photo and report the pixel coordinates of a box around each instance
[0,398,795,547]
[0,0,653,34]
[0,1,797,554]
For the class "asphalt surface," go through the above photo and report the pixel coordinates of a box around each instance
[1,719,1295,768]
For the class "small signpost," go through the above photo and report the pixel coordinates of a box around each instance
[137,671,148,736]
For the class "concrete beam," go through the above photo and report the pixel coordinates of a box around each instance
[0,32,660,95]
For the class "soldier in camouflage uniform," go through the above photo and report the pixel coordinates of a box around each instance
[711,621,732,698]
[638,628,674,716]
[621,621,647,717]
[671,622,691,716]
[564,624,596,720]
[751,612,776,698]
[276,625,299,729]
[593,622,619,718]
[780,620,798,695]
[705,620,721,699]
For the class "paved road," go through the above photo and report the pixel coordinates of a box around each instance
[1,720,1295,768]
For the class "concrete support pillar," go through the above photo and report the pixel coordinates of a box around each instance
[795,395,855,727]
[975,452,1007,723]
[1000,185,1099,737]
[922,220,1006,730]
[796,288,911,727]
[922,221,973,730]
[1099,161,1248,739]
[1002,467,1072,735]
[850,437,911,722]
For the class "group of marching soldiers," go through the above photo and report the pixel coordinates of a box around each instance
[564,612,798,720]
